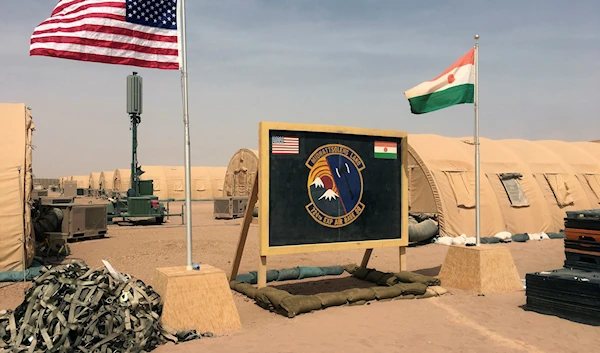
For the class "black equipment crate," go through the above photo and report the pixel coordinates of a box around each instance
[525,268,600,325]
[564,251,600,271]
[564,209,600,231]
[564,239,600,253]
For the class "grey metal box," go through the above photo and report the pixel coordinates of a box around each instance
[214,196,249,219]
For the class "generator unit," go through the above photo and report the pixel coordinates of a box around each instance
[213,196,249,219]
[33,197,108,243]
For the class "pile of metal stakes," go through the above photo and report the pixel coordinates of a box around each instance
[0,261,211,352]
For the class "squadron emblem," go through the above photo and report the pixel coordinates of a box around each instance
[305,144,365,228]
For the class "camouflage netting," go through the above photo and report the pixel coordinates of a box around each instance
[0,261,212,352]
[230,264,447,318]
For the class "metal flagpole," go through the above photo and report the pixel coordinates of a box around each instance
[179,0,194,270]
[474,34,481,246]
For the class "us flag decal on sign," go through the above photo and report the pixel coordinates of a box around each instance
[271,136,299,154]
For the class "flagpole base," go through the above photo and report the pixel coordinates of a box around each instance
[153,265,242,334]
[438,245,523,294]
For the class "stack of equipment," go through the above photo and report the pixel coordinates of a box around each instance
[564,210,600,269]
[525,209,600,325]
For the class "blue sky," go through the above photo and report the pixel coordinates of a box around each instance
[1,0,599,178]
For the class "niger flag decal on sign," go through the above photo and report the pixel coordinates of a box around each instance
[374,141,397,159]
[404,47,475,114]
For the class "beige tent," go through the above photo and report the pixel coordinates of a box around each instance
[408,134,600,238]
[89,172,102,190]
[99,170,115,192]
[140,166,226,200]
[0,103,35,271]
[110,166,226,200]
[223,149,258,197]
[113,168,131,193]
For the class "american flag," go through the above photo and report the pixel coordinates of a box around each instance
[271,136,299,154]
[29,0,180,70]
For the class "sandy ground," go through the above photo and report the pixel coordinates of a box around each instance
[2,201,599,353]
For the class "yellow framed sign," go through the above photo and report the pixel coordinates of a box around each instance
[258,121,409,257]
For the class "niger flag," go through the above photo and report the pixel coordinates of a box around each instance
[405,47,475,114]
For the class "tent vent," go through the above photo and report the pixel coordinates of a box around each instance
[498,173,529,207]
[583,174,600,203]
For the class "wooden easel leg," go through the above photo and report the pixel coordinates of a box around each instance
[229,175,259,281]
[361,248,373,268]
[257,256,267,288]
[399,246,407,271]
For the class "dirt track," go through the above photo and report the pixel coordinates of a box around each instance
[1,201,598,353]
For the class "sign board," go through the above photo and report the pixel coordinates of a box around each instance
[258,122,408,256]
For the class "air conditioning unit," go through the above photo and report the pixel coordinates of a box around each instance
[40,201,108,241]
[213,196,249,219]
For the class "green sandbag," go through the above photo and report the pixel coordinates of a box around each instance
[319,266,345,276]
[393,294,415,300]
[480,237,500,244]
[547,232,565,239]
[416,288,438,299]
[342,288,377,303]
[393,271,441,286]
[229,280,240,289]
[277,267,300,281]
[377,273,398,286]
[255,287,292,310]
[234,282,258,299]
[267,270,280,282]
[365,270,386,284]
[298,266,325,279]
[254,287,280,309]
[372,285,403,300]
[316,292,348,308]
[279,295,322,318]
[343,263,359,274]
[349,300,367,306]
[394,282,428,296]
[352,267,372,280]
[235,273,256,284]
[512,233,529,242]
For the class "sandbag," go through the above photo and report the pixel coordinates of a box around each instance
[428,286,448,296]
[377,273,397,286]
[349,300,367,306]
[233,282,258,299]
[319,265,345,276]
[277,267,300,281]
[512,233,530,242]
[255,287,291,311]
[352,267,372,280]
[416,288,439,299]
[342,263,359,274]
[236,272,257,284]
[480,237,500,244]
[547,232,565,239]
[393,271,441,286]
[394,282,428,296]
[316,292,348,308]
[365,270,387,284]
[342,288,377,303]
[267,270,280,282]
[408,218,439,243]
[372,285,403,300]
[254,287,280,310]
[279,295,323,318]
[393,294,415,300]
[298,266,325,279]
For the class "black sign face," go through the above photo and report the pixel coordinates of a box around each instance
[268,129,403,247]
